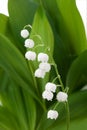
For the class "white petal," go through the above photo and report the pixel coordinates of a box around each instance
[39,62,51,72]
[47,110,58,120]
[45,82,56,93]
[38,53,49,62]
[35,68,45,78]
[56,92,68,102]
[42,90,53,101]
[24,39,34,48]
[21,29,29,38]
[25,51,36,61]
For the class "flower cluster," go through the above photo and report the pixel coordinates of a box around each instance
[21,29,36,61]
[21,28,51,79]
[20,26,68,121]
[35,53,51,78]
[21,29,29,38]
[42,82,68,120]
[42,82,56,101]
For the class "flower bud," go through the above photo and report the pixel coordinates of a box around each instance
[21,29,29,38]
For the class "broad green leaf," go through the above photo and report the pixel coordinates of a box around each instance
[51,117,87,130]
[0,82,36,130]
[1,87,28,130]
[0,69,9,92]
[0,14,8,34]
[41,0,87,85]
[8,0,38,42]
[56,0,87,54]
[53,33,74,84]
[41,0,87,55]
[0,34,37,99]
[29,7,54,94]
[30,7,54,54]
[69,117,87,130]
[38,0,75,84]
[0,107,19,130]
[22,90,36,130]
[0,14,25,53]
[66,50,87,93]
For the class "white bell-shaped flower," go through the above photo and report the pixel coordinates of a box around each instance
[45,82,56,93]
[24,39,34,48]
[25,51,36,61]
[38,53,49,62]
[39,62,51,72]
[42,90,53,101]
[56,91,68,102]
[34,68,45,78]
[21,29,29,38]
[47,110,58,120]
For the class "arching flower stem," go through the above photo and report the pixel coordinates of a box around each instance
[24,24,32,29]
[53,102,60,110]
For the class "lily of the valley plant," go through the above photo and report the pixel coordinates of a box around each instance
[0,0,87,130]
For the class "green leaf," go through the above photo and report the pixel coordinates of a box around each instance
[41,0,87,55]
[0,69,9,92]
[53,33,74,84]
[0,34,37,99]
[22,90,36,130]
[0,107,19,130]
[56,0,87,54]
[50,117,87,130]
[30,7,54,54]
[42,0,87,86]
[0,82,36,130]
[29,7,54,94]
[1,87,28,130]
[0,14,8,34]
[66,50,87,93]
[8,0,38,42]
[69,117,87,130]
[0,14,25,53]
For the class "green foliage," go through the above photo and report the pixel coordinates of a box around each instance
[0,0,87,130]
[66,50,87,93]
[8,0,38,42]
[29,7,54,93]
